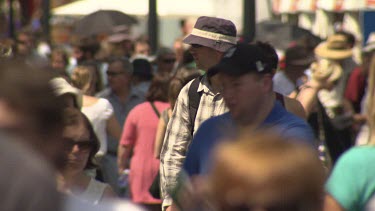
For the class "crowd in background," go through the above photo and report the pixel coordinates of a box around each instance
[0,14,374,211]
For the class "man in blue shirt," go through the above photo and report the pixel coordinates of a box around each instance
[183,43,316,177]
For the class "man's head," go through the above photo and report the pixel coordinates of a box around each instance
[156,47,176,74]
[183,16,237,71]
[16,29,34,56]
[133,39,151,57]
[107,57,133,93]
[0,59,66,170]
[284,45,315,78]
[210,43,275,124]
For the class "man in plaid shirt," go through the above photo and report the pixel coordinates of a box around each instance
[159,16,237,211]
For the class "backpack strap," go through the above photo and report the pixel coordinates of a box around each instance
[188,76,203,136]
[275,92,285,107]
[150,102,161,118]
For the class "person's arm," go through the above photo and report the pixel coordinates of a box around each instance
[323,194,345,211]
[294,80,322,116]
[106,114,122,141]
[283,96,306,119]
[154,115,167,159]
[117,144,132,174]
[117,108,136,174]
[160,83,193,211]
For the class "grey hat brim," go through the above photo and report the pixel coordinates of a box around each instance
[183,34,235,53]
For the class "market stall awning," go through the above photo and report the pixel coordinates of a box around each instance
[52,0,216,17]
[273,0,375,13]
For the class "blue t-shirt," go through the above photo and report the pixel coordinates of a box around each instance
[183,101,316,176]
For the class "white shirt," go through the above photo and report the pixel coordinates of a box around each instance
[82,98,114,156]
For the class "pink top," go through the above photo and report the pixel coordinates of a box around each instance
[120,101,169,203]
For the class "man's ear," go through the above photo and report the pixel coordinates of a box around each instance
[261,74,274,93]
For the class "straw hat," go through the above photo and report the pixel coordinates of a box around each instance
[363,32,375,53]
[311,59,343,84]
[314,34,353,60]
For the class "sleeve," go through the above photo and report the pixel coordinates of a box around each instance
[100,98,114,119]
[159,82,193,209]
[344,68,361,103]
[119,106,137,147]
[325,149,362,211]
[283,122,316,147]
[182,121,206,176]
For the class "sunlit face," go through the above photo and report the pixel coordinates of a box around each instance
[63,111,91,172]
[157,53,176,74]
[134,42,150,56]
[107,61,131,92]
[51,53,66,69]
[189,44,221,71]
[16,34,33,55]
[220,73,267,124]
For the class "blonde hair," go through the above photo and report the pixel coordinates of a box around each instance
[206,131,325,211]
[366,53,375,145]
[71,66,96,95]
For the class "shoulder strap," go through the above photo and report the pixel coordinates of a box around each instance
[275,92,285,107]
[150,102,161,118]
[188,76,203,136]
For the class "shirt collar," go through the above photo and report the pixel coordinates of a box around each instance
[197,74,214,95]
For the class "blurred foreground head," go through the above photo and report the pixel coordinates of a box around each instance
[0,132,62,211]
[0,58,66,170]
[206,131,325,211]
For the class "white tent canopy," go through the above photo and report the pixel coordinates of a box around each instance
[52,0,216,17]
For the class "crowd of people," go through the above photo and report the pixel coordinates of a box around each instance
[0,14,374,211]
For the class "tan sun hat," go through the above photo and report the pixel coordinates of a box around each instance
[314,34,353,60]
[49,77,82,109]
[311,59,343,84]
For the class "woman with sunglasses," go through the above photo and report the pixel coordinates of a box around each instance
[58,108,116,204]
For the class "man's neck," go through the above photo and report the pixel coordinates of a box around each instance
[114,86,130,103]
[208,74,222,94]
[237,94,275,130]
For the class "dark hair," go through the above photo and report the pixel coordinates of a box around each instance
[146,73,170,102]
[62,109,100,170]
[72,37,100,58]
[132,58,153,80]
[169,67,201,109]
[80,60,104,93]
[108,56,133,75]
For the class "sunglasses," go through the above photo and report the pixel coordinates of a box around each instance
[191,44,204,48]
[64,138,92,151]
[162,58,176,63]
[106,71,125,77]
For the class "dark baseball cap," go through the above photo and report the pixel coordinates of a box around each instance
[209,43,273,77]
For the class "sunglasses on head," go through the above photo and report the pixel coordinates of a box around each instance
[64,138,92,151]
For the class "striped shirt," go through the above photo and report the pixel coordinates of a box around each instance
[159,75,228,209]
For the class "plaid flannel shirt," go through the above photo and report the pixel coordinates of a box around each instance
[160,75,228,209]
